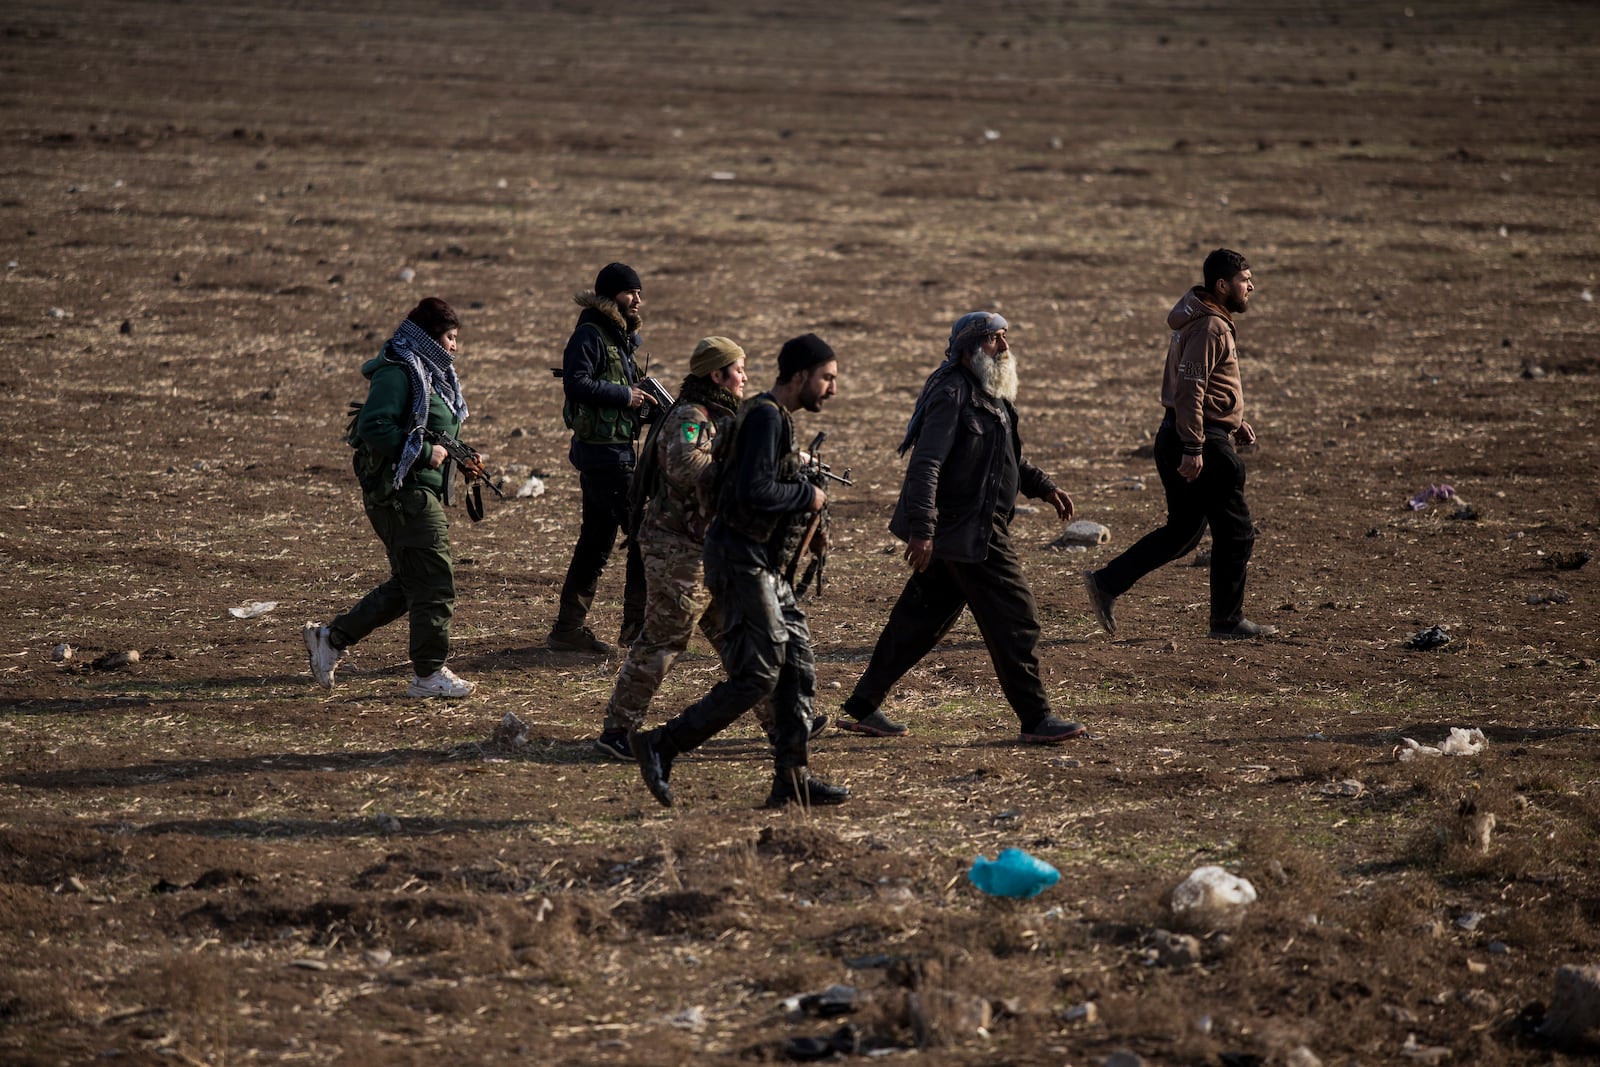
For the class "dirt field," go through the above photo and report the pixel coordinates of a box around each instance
[3,1,1599,1063]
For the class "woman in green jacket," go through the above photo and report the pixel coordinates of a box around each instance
[303,297,480,699]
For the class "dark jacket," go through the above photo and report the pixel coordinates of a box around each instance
[706,394,814,571]
[355,355,462,503]
[889,362,1057,564]
[561,293,642,470]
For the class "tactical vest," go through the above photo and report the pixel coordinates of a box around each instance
[562,322,640,445]
[713,393,802,545]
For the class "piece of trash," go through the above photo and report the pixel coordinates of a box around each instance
[515,475,545,499]
[1405,625,1451,651]
[1399,1032,1452,1064]
[92,650,140,670]
[1397,727,1485,761]
[1318,779,1365,798]
[785,1023,861,1061]
[228,601,278,619]
[668,1005,706,1030]
[1406,483,1455,511]
[1169,866,1257,930]
[780,984,858,1018]
[51,643,73,662]
[1051,520,1111,548]
[1064,1001,1098,1025]
[492,711,531,750]
[968,848,1059,899]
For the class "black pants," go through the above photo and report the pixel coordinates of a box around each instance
[1095,423,1255,629]
[555,465,646,638]
[662,556,816,773]
[844,520,1052,731]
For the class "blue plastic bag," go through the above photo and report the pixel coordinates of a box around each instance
[967,848,1060,898]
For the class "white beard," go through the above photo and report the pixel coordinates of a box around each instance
[968,348,1018,402]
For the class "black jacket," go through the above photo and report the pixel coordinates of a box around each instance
[889,361,1057,563]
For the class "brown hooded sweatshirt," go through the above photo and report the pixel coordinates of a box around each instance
[1159,286,1244,455]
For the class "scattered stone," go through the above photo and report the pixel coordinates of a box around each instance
[785,1023,860,1061]
[1404,626,1451,651]
[1052,520,1111,548]
[1521,361,1545,379]
[364,947,393,968]
[1285,1045,1323,1067]
[92,650,140,670]
[1488,940,1511,955]
[1527,590,1571,605]
[1168,866,1257,931]
[119,318,132,335]
[1458,988,1499,1013]
[374,813,403,834]
[1063,1001,1098,1025]
[1384,1003,1418,1025]
[1100,1051,1146,1067]
[907,989,991,1046]
[51,643,73,662]
[1449,505,1479,521]
[1191,550,1212,567]
[1148,929,1202,968]
[509,426,527,438]
[1318,779,1365,798]
[45,306,70,319]
[1549,550,1592,571]
[1539,963,1600,1044]
[1464,811,1496,853]
[668,1005,706,1030]
[1399,1033,1452,1064]
[1455,911,1484,932]
[397,267,416,282]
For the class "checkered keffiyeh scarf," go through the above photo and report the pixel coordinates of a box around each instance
[384,317,468,489]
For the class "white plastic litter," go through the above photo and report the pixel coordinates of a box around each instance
[228,601,278,619]
[1397,727,1485,761]
[1169,865,1257,929]
[515,475,546,499]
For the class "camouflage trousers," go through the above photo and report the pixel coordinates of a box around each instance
[602,530,777,733]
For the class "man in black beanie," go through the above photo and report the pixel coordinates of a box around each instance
[631,334,850,809]
[549,262,650,654]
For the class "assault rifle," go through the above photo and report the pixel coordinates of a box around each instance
[424,429,502,522]
[550,367,674,423]
[785,431,853,600]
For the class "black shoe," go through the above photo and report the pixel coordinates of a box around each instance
[836,709,908,738]
[1082,570,1117,635]
[1020,715,1088,745]
[619,621,643,648]
[548,625,614,655]
[764,714,831,747]
[766,769,850,808]
[1208,619,1280,640]
[631,728,675,808]
[592,728,632,761]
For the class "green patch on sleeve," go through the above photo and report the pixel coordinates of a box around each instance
[682,422,701,444]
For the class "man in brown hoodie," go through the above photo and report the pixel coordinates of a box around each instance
[1082,248,1278,640]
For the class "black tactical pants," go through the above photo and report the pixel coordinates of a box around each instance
[1094,423,1255,630]
[660,556,816,772]
[555,464,647,639]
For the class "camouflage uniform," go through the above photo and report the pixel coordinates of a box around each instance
[601,377,778,732]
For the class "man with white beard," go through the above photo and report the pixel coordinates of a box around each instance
[836,312,1089,745]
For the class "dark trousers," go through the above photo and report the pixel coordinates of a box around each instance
[330,488,455,676]
[555,465,646,638]
[662,556,816,773]
[844,521,1052,731]
[1095,423,1255,629]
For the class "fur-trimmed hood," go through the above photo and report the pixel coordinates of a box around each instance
[574,290,643,335]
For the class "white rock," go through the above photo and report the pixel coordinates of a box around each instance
[1053,520,1111,547]
[1169,866,1256,930]
[1286,1047,1323,1067]
[51,643,73,662]
[398,267,416,282]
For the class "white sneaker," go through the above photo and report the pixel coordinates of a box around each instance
[406,665,475,699]
[303,623,344,689]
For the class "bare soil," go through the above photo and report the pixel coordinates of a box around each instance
[3,1,1599,1064]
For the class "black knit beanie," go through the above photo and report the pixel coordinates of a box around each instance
[594,262,642,300]
[777,333,836,379]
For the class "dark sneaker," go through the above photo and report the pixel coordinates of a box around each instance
[631,728,675,808]
[1020,716,1088,744]
[1208,619,1280,640]
[618,621,643,649]
[766,769,850,808]
[764,714,831,747]
[593,728,632,761]
[548,625,614,655]
[1082,570,1117,635]
[836,709,909,738]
